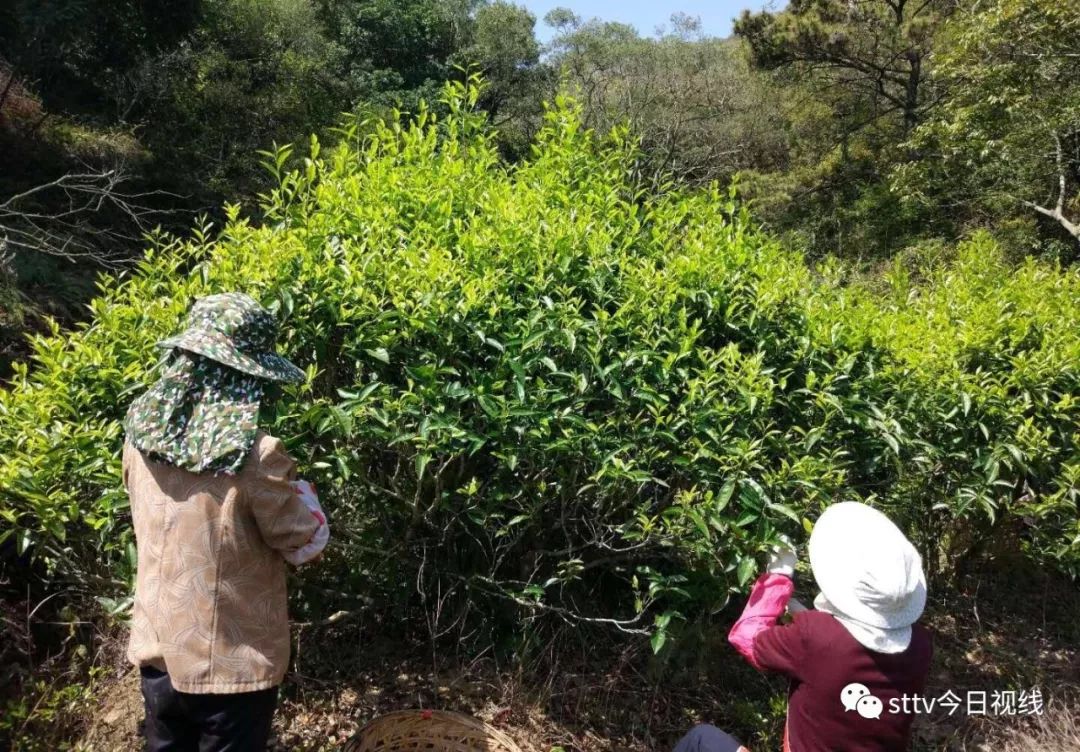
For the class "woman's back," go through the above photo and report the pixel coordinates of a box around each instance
[755,609,933,751]
[124,431,317,693]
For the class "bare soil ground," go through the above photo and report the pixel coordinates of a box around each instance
[72,567,1079,752]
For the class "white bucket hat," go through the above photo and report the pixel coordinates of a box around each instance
[808,502,927,654]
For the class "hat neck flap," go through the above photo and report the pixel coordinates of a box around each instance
[813,592,913,654]
[125,352,263,475]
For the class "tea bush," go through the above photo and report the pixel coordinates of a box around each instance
[1,79,1077,647]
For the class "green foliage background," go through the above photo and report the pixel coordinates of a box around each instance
[1,82,1077,648]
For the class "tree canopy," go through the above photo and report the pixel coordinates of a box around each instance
[897,0,1080,253]
[3,1,1080,372]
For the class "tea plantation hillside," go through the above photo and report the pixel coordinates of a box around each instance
[1,81,1078,646]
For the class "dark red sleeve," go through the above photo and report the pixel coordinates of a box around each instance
[751,612,808,680]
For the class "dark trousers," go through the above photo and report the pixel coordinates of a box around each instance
[140,667,278,752]
[673,724,745,752]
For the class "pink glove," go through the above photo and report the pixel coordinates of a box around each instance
[283,480,329,566]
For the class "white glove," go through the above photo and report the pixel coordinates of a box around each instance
[765,538,797,577]
[787,598,808,614]
[283,479,329,566]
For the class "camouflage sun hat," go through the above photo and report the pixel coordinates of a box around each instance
[125,351,264,474]
[158,293,304,383]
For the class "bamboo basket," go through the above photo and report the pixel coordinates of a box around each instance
[341,709,525,752]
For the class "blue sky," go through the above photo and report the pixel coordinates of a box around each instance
[520,1,785,43]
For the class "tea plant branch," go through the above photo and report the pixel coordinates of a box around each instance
[420,551,472,642]
[293,608,365,628]
[302,583,376,607]
[290,585,374,628]
[527,533,651,563]
[467,574,652,635]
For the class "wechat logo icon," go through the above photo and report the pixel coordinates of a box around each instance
[841,683,884,720]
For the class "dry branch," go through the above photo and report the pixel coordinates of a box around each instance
[0,168,179,267]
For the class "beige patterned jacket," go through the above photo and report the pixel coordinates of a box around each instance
[123,432,319,693]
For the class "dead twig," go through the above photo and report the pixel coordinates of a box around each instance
[0,167,183,267]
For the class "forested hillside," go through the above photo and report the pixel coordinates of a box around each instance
[2,1,1077,368]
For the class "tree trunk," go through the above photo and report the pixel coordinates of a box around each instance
[903,52,921,132]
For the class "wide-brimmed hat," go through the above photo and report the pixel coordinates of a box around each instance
[158,293,303,383]
[808,502,927,653]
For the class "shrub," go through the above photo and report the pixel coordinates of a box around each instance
[835,243,1080,575]
[1,79,1077,650]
